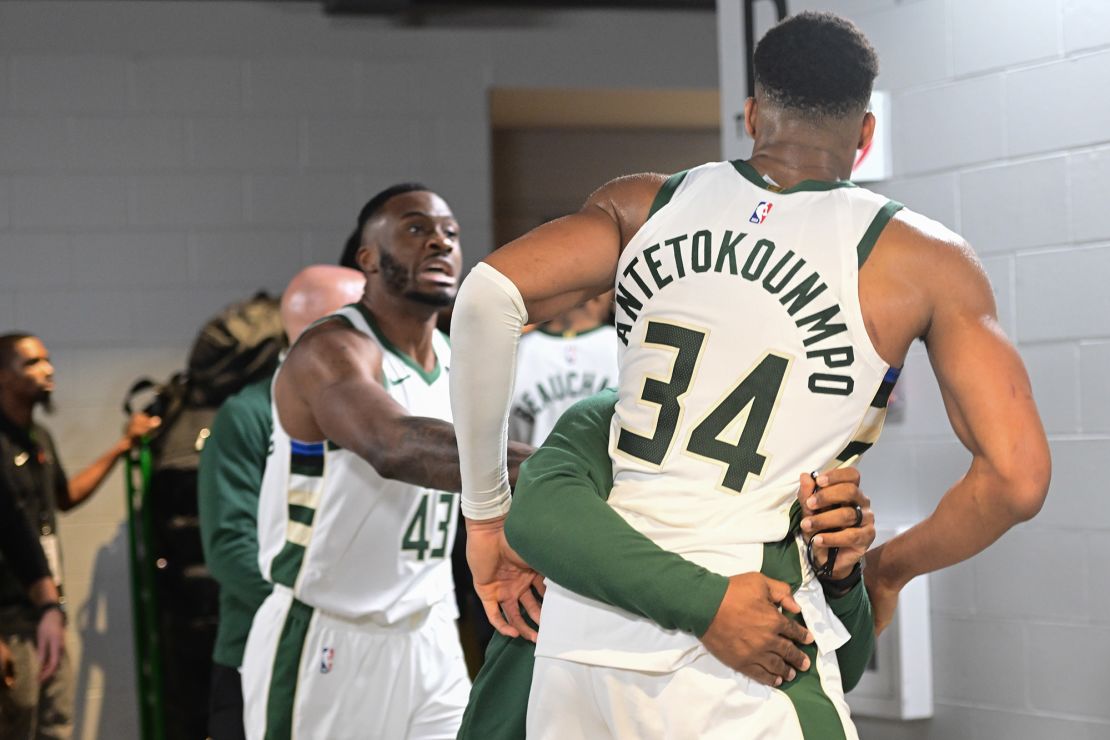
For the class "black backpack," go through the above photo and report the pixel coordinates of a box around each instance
[123,292,284,469]
[185,291,284,409]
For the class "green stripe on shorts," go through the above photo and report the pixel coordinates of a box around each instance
[762,502,848,740]
[264,597,314,740]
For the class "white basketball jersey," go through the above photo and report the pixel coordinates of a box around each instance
[508,325,618,446]
[256,303,457,624]
[536,159,902,670]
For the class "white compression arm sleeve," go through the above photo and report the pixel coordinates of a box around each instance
[450,262,528,520]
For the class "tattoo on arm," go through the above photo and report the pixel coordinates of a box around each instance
[377,417,463,492]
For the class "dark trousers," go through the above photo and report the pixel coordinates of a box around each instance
[207,663,245,740]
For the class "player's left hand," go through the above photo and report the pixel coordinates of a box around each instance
[465,515,544,642]
[798,468,875,580]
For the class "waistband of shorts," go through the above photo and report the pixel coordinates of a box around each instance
[270,584,453,633]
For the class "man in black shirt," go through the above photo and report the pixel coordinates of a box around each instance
[0,333,159,740]
[0,488,64,711]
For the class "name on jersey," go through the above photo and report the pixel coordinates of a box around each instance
[513,370,613,421]
[614,230,856,396]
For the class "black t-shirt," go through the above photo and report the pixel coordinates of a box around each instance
[0,483,50,589]
[0,409,68,611]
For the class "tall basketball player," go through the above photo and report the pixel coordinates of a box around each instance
[240,184,531,740]
[450,12,1050,738]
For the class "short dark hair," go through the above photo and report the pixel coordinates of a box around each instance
[0,333,35,371]
[339,183,430,268]
[753,11,878,120]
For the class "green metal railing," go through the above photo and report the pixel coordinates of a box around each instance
[124,440,166,740]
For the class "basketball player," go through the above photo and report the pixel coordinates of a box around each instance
[239,184,530,740]
[199,265,363,740]
[509,291,617,446]
[450,11,1050,738]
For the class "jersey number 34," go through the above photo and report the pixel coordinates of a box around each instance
[616,320,790,494]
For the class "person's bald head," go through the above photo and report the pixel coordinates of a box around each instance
[281,265,366,343]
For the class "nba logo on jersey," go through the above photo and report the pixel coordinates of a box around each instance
[564,345,577,364]
[320,647,335,674]
[750,201,774,224]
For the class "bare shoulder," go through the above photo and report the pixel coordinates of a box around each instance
[283,317,383,387]
[859,208,994,359]
[584,172,669,247]
[882,208,996,326]
[885,209,983,275]
[586,172,668,203]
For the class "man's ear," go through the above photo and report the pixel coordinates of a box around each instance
[743,97,758,138]
[858,111,876,151]
[357,243,378,274]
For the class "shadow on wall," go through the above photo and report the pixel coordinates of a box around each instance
[72,522,138,740]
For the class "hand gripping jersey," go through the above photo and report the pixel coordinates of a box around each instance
[256,303,458,623]
[536,160,902,671]
[508,325,618,446]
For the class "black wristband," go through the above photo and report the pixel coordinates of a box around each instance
[37,601,66,623]
[820,561,863,599]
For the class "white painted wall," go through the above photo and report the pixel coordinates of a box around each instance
[717,0,1110,737]
[0,2,718,736]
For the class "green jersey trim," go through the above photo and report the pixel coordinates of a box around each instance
[263,597,314,740]
[352,302,443,385]
[647,170,689,219]
[856,200,903,268]
[731,159,857,194]
[269,542,304,589]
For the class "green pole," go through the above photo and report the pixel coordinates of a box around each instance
[124,440,166,740]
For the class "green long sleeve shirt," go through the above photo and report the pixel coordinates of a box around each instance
[460,389,874,740]
[197,377,274,668]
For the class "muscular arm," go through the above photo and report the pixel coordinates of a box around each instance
[866,215,1051,631]
[277,319,530,493]
[451,173,663,519]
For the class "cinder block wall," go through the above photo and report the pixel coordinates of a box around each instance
[0,3,717,736]
[771,1,1110,737]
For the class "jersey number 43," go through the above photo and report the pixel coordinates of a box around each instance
[402,491,456,560]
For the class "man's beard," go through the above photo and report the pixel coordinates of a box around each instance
[379,251,454,308]
[36,389,54,415]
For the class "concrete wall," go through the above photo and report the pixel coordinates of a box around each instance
[0,2,717,736]
[719,1,1110,737]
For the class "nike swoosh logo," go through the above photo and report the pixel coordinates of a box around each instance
[387,374,411,385]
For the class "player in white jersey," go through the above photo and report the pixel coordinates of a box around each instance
[240,184,532,740]
[450,11,1050,738]
[509,292,617,446]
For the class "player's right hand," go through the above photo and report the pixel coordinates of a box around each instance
[699,573,814,687]
[798,468,875,580]
[465,515,544,642]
